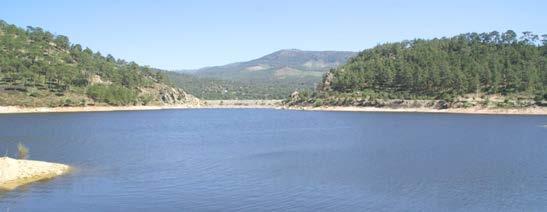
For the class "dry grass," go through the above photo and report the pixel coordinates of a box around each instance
[17,143,29,159]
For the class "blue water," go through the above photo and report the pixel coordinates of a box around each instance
[0,109,546,211]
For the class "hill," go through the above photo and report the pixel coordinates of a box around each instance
[170,49,356,100]
[287,31,546,109]
[0,20,199,107]
[192,49,356,81]
[164,71,317,100]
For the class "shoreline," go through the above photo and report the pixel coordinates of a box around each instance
[0,104,278,114]
[0,105,202,114]
[287,105,547,115]
[0,103,545,115]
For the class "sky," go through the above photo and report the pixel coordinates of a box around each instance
[1,0,545,70]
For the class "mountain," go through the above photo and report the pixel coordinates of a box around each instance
[288,31,546,108]
[169,49,356,100]
[0,20,199,107]
[192,49,356,81]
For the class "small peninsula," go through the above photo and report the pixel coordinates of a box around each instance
[0,157,70,190]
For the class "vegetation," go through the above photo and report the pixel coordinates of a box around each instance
[86,84,137,106]
[165,71,314,100]
[17,143,28,159]
[291,31,546,107]
[0,20,174,106]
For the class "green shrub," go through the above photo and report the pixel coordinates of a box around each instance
[29,92,40,97]
[139,94,154,105]
[86,84,137,106]
[79,99,87,106]
[27,87,40,97]
[462,101,474,108]
[313,99,324,107]
[440,93,454,102]
[63,98,73,106]
[534,91,545,102]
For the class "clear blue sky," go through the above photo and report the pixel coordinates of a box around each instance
[1,0,545,70]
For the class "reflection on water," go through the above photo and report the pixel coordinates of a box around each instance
[0,109,546,211]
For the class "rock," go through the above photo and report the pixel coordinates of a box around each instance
[290,91,300,100]
[89,74,112,85]
[318,71,335,91]
[139,83,202,106]
[436,100,450,109]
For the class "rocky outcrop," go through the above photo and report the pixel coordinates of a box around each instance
[89,75,112,85]
[289,91,300,101]
[158,87,200,105]
[139,83,202,106]
[316,71,335,91]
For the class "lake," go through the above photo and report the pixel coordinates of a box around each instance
[0,109,546,211]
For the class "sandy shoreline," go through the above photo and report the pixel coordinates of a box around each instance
[0,105,205,114]
[288,105,547,115]
[0,157,70,190]
[0,103,545,115]
[0,100,283,114]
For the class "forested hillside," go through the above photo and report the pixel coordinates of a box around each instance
[165,71,315,100]
[0,20,198,106]
[289,31,546,108]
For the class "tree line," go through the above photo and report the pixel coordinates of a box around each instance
[319,30,546,101]
[164,71,314,100]
[0,20,167,106]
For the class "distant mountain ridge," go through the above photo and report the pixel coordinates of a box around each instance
[182,49,357,81]
[167,49,357,100]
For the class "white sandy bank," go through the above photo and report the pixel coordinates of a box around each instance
[0,157,70,190]
[288,105,547,115]
[0,102,545,115]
